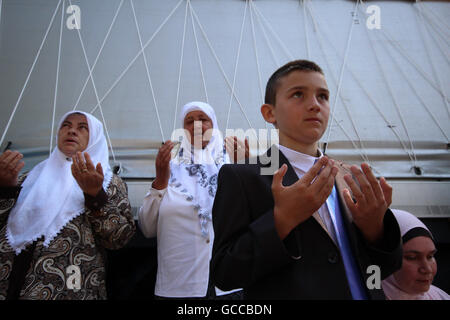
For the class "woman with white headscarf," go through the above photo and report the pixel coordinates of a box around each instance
[0,111,135,300]
[138,101,247,299]
[382,209,450,300]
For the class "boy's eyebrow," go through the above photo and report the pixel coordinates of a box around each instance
[286,86,330,94]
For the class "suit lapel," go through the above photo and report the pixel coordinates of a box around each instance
[312,211,336,245]
[260,145,298,187]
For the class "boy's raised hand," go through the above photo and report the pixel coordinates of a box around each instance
[272,157,338,240]
[343,163,392,245]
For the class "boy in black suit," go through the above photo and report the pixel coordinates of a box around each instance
[211,60,402,299]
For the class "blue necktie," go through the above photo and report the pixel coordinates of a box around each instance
[328,186,368,300]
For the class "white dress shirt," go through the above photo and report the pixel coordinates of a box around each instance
[139,185,239,297]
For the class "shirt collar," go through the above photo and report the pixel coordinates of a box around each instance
[278,144,323,174]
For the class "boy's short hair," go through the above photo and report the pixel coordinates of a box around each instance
[264,59,324,105]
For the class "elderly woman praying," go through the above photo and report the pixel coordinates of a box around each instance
[0,111,135,300]
[139,101,247,299]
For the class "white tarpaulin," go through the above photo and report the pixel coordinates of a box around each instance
[0,0,449,216]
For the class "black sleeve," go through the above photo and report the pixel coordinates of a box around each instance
[354,209,403,280]
[0,186,21,199]
[0,186,22,227]
[84,188,108,212]
[210,165,293,291]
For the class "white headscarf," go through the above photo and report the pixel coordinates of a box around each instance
[382,209,450,300]
[7,111,112,254]
[169,101,228,238]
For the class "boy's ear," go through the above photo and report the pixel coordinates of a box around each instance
[261,103,276,126]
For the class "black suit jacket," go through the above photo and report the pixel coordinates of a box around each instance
[211,146,402,299]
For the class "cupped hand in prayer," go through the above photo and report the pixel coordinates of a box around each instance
[343,163,393,245]
[152,140,173,190]
[71,151,104,197]
[272,156,338,240]
[224,136,250,163]
[0,150,25,187]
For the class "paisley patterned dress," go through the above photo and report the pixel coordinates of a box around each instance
[0,174,135,300]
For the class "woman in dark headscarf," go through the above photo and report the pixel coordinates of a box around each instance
[382,209,449,300]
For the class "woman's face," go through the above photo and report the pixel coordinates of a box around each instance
[394,236,437,295]
[183,110,213,149]
[57,113,90,157]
